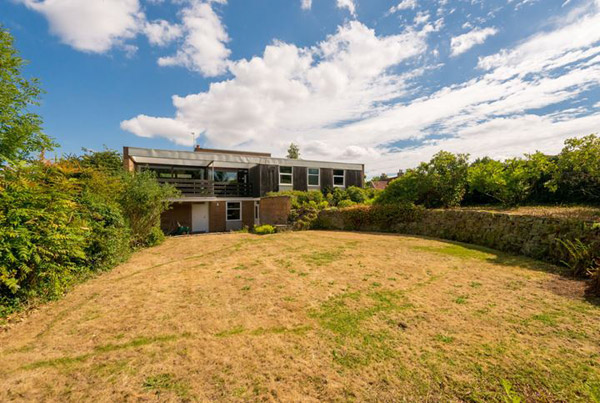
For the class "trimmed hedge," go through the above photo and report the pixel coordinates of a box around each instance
[315,205,600,270]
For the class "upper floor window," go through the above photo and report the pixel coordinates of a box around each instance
[279,166,293,185]
[333,169,345,187]
[308,168,320,186]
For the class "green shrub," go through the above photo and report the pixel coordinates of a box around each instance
[119,171,178,247]
[0,164,88,304]
[376,151,469,208]
[337,199,356,208]
[254,224,276,235]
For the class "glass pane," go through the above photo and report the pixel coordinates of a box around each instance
[334,176,344,185]
[333,169,344,176]
[227,203,241,220]
[280,166,292,174]
[227,210,241,220]
[280,174,292,184]
[308,175,319,186]
[308,168,319,175]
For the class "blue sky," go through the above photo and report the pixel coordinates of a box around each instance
[1,0,599,175]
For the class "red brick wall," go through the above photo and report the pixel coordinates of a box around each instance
[259,196,291,226]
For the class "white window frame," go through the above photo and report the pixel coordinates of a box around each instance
[307,168,320,187]
[333,169,345,187]
[279,166,293,186]
[226,201,242,222]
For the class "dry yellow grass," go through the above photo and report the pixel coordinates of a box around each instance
[1,231,599,402]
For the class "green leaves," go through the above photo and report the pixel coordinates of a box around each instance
[0,27,56,163]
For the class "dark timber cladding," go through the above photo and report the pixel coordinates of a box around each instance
[321,168,333,189]
[259,164,279,196]
[293,166,308,191]
[249,165,261,197]
[345,169,364,188]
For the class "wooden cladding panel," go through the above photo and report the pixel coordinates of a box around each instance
[249,165,261,197]
[259,165,279,196]
[293,166,308,191]
[345,169,364,188]
[321,168,333,190]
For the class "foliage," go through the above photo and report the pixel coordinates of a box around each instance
[558,238,599,281]
[315,203,424,231]
[253,224,276,235]
[287,143,300,159]
[467,154,552,206]
[0,164,88,306]
[377,151,469,208]
[119,171,179,247]
[0,27,55,163]
[548,134,600,203]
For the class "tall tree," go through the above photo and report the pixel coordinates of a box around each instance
[287,143,300,159]
[0,27,55,163]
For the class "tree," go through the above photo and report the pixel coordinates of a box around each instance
[287,143,300,159]
[548,134,600,202]
[0,27,55,163]
[376,151,469,208]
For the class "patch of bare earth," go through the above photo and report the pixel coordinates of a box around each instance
[1,231,599,402]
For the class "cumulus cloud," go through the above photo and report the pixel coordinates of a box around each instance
[144,20,183,47]
[122,21,431,148]
[19,0,144,53]
[157,0,231,77]
[337,0,356,15]
[450,26,498,57]
[19,0,230,77]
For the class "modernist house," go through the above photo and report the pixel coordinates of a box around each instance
[123,146,364,233]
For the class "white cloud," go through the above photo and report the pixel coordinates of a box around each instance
[157,0,231,77]
[122,21,430,147]
[337,0,356,15]
[19,0,144,53]
[389,0,418,14]
[450,26,498,57]
[144,20,183,47]
[122,2,600,176]
[301,0,312,10]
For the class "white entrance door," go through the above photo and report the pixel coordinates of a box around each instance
[191,203,209,233]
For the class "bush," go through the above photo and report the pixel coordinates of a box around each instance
[0,152,179,315]
[119,171,179,247]
[376,151,469,208]
[337,199,356,208]
[0,164,88,305]
[253,224,276,235]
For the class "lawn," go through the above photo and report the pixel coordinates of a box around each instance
[1,231,599,401]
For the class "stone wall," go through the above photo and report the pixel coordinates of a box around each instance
[260,196,291,226]
[316,206,600,266]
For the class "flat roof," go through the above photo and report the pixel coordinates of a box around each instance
[125,146,364,171]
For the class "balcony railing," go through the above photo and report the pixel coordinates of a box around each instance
[158,178,252,198]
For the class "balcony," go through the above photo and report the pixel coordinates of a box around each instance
[158,178,253,198]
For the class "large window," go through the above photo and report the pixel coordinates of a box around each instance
[226,202,241,221]
[308,168,320,186]
[279,166,293,185]
[333,169,345,187]
[213,169,248,183]
[141,165,206,180]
